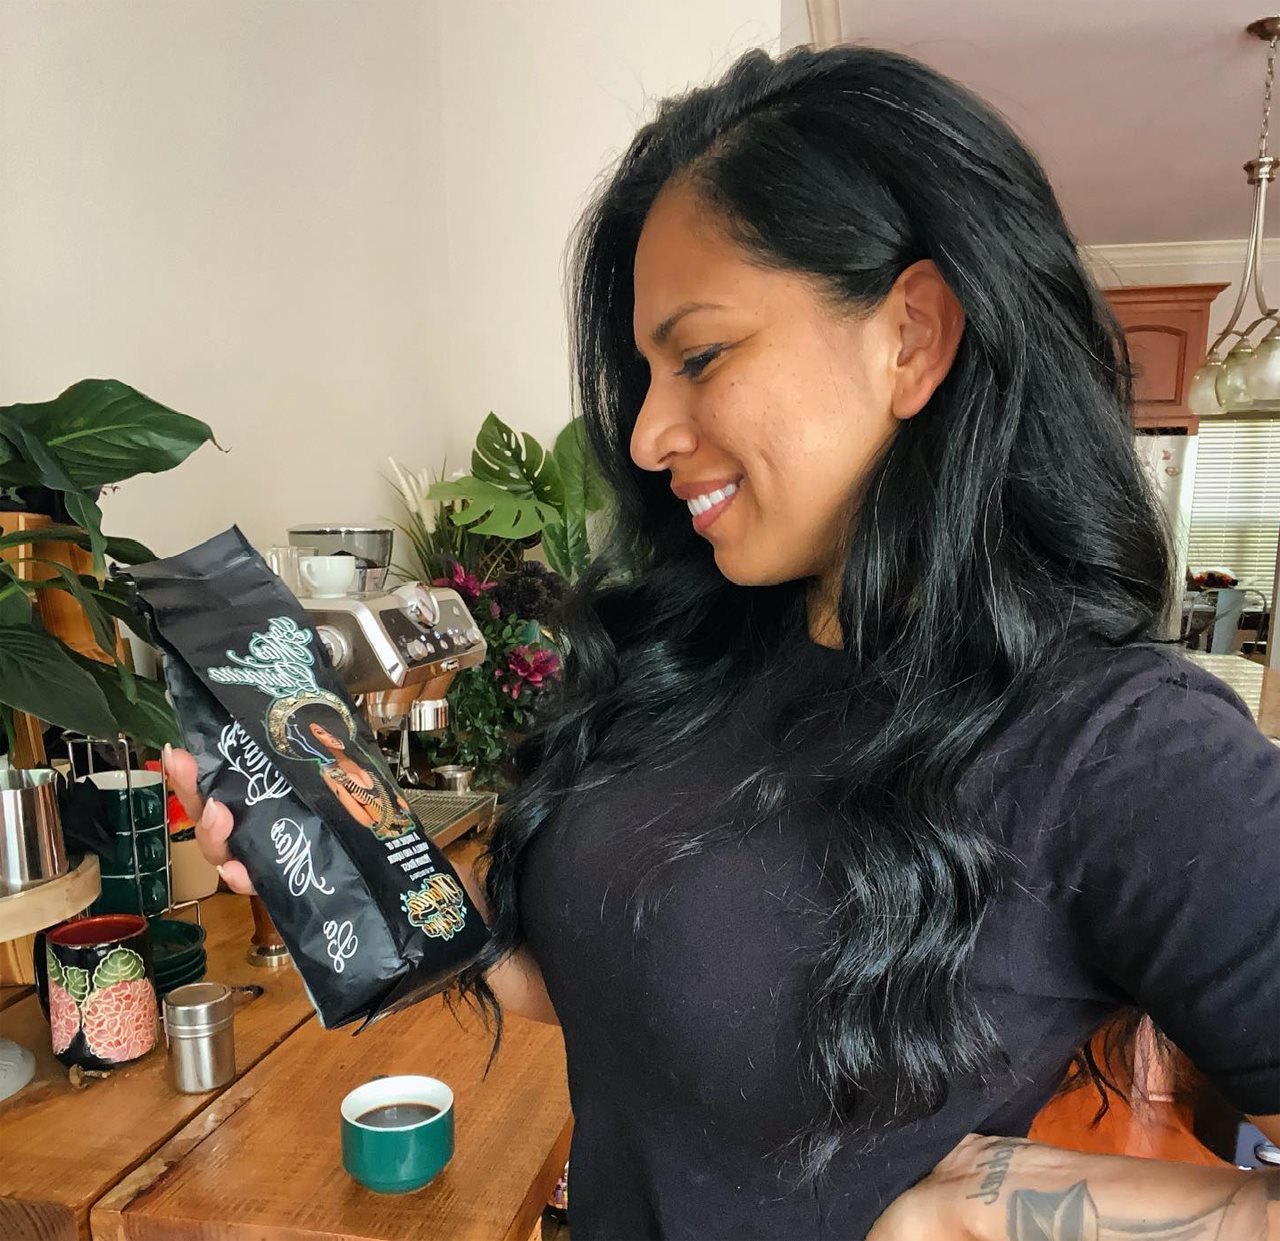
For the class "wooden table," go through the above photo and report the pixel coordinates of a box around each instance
[0,895,314,1241]
[2,840,573,1241]
[92,1001,571,1241]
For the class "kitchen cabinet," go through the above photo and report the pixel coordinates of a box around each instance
[1103,283,1228,431]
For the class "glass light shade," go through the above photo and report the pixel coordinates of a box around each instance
[1243,326,1280,400]
[1188,358,1227,415]
[1216,341,1255,409]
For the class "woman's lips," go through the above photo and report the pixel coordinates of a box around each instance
[691,484,739,534]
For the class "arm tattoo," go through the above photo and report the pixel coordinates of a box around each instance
[1005,1175,1279,1241]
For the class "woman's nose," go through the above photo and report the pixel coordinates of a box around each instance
[630,384,698,472]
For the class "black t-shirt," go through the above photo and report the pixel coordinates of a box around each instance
[519,642,1280,1240]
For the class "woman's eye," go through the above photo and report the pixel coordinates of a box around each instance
[675,345,726,380]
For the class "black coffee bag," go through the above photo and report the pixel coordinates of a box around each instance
[126,527,489,1029]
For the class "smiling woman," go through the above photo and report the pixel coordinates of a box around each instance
[450,44,1280,1241]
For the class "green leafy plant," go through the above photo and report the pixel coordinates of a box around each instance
[0,379,214,750]
[426,413,608,580]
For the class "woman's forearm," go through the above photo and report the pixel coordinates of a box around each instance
[920,1136,1280,1240]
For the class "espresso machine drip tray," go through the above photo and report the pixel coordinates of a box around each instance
[403,789,498,849]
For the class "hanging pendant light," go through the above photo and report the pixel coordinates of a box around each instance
[1189,17,1280,417]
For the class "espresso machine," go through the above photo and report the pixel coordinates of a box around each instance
[287,525,498,850]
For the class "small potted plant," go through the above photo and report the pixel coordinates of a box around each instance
[0,378,214,753]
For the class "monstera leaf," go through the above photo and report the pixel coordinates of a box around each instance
[540,419,607,578]
[430,414,565,540]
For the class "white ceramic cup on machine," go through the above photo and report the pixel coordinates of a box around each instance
[299,555,359,598]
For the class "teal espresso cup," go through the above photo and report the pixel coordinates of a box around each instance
[341,1075,455,1194]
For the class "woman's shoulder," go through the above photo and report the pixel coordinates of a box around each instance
[1003,640,1257,760]
[969,640,1276,849]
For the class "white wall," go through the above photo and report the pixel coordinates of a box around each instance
[0,1,779,557]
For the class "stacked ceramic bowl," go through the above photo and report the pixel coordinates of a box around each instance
[85,771,171,918]
[148,917,207,996]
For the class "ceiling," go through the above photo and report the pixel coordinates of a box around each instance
[831,0,1273,244]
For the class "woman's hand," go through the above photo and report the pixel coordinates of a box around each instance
[869,1132,1279,1240]
[163,744,256,895]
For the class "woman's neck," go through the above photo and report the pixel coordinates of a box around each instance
[806,576,844,649]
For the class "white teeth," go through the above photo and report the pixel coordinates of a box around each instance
[685,481,739,518]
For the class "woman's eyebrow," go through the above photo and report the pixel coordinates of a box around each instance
[649,301,726,345]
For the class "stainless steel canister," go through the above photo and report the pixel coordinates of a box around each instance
[0,768,68,893]
[164,982,236,1093]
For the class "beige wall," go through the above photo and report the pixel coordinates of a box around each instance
[0,0,779,557]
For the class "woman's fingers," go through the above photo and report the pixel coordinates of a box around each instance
[162,745,257,895]
[215,858,256,896]
[163,745,204,823]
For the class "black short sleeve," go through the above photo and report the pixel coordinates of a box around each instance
[1054,666,1280,1115]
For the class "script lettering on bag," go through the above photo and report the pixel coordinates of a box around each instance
[269,817,336,898]
[218,722,291,806]
[208,616,319,697]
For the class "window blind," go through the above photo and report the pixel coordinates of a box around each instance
[1186,420,1280,606]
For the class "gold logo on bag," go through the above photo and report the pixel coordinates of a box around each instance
[400,874,468,941]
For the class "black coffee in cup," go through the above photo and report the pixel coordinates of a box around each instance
[356,1102,442,1128]
[126,528,490,1030]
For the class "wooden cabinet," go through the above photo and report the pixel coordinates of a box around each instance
[1103,283,1228,431]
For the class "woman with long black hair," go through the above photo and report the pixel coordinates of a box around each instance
[175,45,1280,1239]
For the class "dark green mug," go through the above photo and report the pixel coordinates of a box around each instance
[340,1075,455,1194]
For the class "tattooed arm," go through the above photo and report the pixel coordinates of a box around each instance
[870,1131,1280,1241]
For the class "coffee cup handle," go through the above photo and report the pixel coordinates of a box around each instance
[31,929,50,1020]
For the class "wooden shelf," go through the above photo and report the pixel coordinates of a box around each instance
[0,855,100,943]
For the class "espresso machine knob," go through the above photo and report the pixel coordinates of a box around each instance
[315,623,352,672]
[393,582,440,628]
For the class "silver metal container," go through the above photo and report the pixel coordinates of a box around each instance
[287,525,393,592]
[164,982,236,1093]
[410,697,450,734]
[432,764,474,794]
[0,769,68,894]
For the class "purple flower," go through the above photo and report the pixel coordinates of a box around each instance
[496,644,561,700]
[432,561,495,604]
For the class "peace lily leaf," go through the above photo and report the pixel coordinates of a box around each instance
[0,625,117,738]
[470,413,564,509]
[62,964,90,1006]
[429,477,562,540]
[0,579,32,626]
[92,946,146,990]
[67,648,179,748]
[0,380,213,489]
[63,490,107,580]
[22,558,121,663]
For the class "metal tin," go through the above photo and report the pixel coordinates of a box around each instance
[164,982,236,1093]
[0,768,68,893]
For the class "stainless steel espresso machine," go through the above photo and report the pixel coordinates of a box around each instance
[286,524,497,850]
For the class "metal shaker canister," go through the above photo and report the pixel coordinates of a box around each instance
[164,982,236,1093]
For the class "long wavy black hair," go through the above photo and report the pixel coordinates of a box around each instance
[455,45,1171,1178]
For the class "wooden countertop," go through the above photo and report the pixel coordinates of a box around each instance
[1,838,572,1241]
[0,894,314,1241]
[92,997,571,1241]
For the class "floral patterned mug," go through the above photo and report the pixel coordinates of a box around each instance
[34,914,159,1070]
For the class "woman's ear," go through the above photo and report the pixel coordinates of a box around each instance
[888,260,965,421]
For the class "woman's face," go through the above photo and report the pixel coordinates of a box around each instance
[309,722,345,751]
[630,182,922,591]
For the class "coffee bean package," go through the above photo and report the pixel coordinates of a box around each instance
[126,527,490,1029]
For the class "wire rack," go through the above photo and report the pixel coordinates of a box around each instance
[63,733,202,927]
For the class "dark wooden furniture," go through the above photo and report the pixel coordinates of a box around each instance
[1103,283,1228,431]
